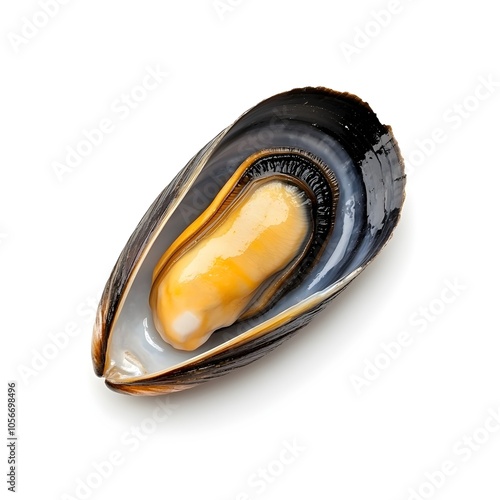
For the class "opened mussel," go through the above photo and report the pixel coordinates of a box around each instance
[92,87,405,395]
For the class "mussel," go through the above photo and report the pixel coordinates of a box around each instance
[92,87,405,395]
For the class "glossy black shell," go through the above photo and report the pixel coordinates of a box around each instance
[92,87,405,395]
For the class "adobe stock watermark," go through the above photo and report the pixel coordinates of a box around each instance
[404,405,500,500]
[350,278,466,394]
[405,74,499,175]
[339,0,415,64]
[7,0,72,54]
[212,0,246,21]
[228,438,306,499]
[60,397,178,500]
[17,296,98,385]
[51,64,169,183]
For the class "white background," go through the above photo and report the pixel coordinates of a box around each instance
[2,1,499,499]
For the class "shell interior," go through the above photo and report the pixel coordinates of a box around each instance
[92,87,405,394]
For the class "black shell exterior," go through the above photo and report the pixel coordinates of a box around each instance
[92,87,405,395]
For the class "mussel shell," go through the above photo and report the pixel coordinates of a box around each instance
[92,87,405,395]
